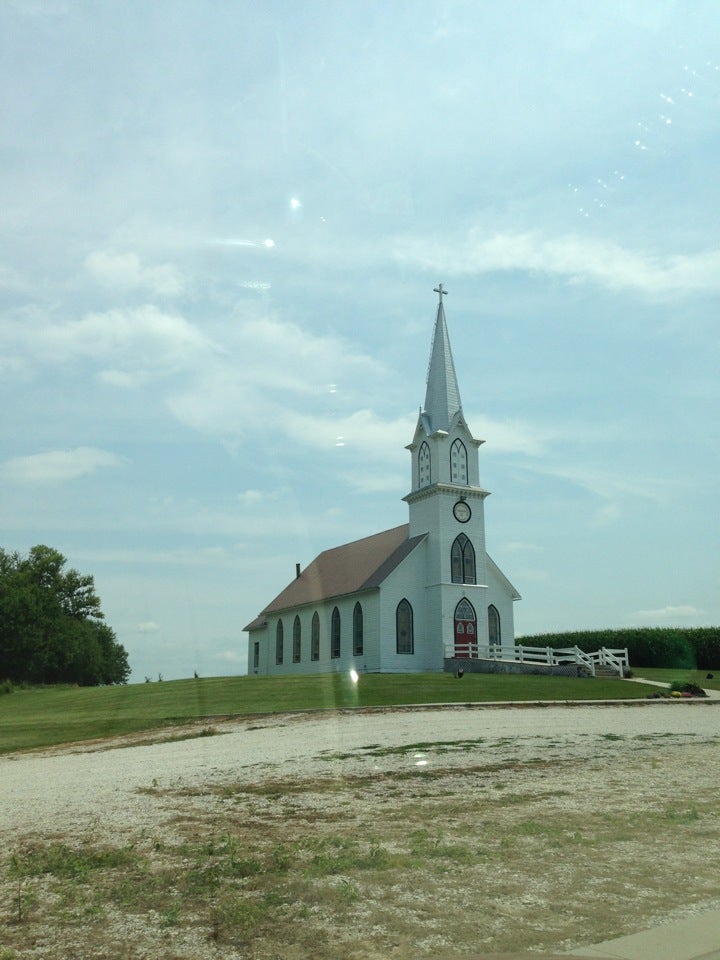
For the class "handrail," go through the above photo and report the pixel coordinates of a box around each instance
[598,647,629,678]
[571,645,595,677]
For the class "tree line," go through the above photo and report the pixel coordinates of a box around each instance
[0,545,129,686]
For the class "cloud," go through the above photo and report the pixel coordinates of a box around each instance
[632,605,704,622]
[69,546,249,566]
[525,461,674,507]
[4,305,220,382]
[471,414,558,457]
[213,649,244,663]
[85,251,184,297]
[513,567,550,583]
[0,265,26,293]
[499,541,544,554]
[508,459,679,528]
[284,408,413,457]
[237,489,265,505]
[136,621,161,633]
[165,316,386,441]
[233,316,381,396]
[565,466,673,505]
[0,446,125,483]
[392,229,720,298]
[339,466,405,495]
[592,502,622,526]
[97,369,146,389]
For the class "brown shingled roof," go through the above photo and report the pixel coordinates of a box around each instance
[244,524,426,631]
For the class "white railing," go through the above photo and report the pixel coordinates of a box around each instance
[553,646,597,676]
[590,647,629,678]
[444,643,629,678]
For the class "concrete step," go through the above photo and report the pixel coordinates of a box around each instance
[578,666,622,678]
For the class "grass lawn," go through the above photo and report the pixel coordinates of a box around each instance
[0,670,667,754]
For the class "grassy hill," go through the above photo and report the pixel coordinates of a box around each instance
[0,669,694,754]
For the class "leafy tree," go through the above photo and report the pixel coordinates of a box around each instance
[0,546,129,685]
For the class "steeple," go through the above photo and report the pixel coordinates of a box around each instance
[423,284,462,433]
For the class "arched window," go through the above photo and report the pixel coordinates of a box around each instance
[292,615,302,663]
[418,441,431,487]
[451,533,476,584]
[353,602,363,656]
[331,606,341,659]
[451,438,468,484]
[455,598,475,621]
[275,620,284,665]
[311,611,320,661]
[488,605,501,646]
[396,599,414,654]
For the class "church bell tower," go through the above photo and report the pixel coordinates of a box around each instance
[404,285,492,652]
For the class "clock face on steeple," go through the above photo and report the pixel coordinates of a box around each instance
[453,500,471,523]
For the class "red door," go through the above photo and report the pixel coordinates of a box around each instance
[454,618,476,658]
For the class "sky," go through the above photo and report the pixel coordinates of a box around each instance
[1,1,718,683]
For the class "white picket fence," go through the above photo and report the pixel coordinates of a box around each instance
[445,642,629,678]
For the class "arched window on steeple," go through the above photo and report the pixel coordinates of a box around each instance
[292,615,301,663]
[488,605,501,646]
[450,438,468,484]
[311,611,320,661]
[331,607,341,659]
[275,620,284,664]
[451,533,476,584]
[418,441,431,487]
[396,599,414,654]
[353,602,363,656]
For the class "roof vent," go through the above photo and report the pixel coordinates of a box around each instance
[295,562,301,579]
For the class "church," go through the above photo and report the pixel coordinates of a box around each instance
[244,286,520,675]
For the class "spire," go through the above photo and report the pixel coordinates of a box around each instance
[422,284,462,433]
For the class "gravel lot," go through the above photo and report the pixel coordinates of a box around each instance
[2,701,719,959]
[3,701,718,843]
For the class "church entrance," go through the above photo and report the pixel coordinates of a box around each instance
[454,598,477,658]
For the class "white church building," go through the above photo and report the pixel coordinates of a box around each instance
[244,286,520,675]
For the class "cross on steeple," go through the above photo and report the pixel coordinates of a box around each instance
[433,283,448,303]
